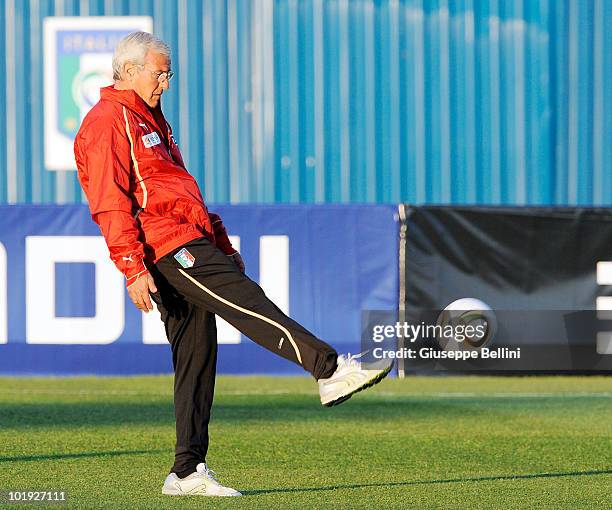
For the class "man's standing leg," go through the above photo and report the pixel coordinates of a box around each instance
[149,272,217,478]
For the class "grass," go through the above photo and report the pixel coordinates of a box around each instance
[0,375,610,509]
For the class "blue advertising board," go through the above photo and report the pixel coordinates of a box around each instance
[0,205,397,375]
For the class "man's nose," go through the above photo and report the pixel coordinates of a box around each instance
[160,79,170,91]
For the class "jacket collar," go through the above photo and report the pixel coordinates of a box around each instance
[100,85,153,116]
[100,85,169,146]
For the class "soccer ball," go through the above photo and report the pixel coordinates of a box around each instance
[435,298,497,351]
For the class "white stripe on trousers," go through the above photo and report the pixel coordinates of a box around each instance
[177,268,303,364]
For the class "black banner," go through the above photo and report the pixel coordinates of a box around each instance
[397,206,612,374]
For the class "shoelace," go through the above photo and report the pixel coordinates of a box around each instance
[202,465,219,483]
[342,351,368,367]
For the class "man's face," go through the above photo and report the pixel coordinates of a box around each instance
[128,51,171,108]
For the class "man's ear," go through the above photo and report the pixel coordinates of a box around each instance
[124,63,136,81]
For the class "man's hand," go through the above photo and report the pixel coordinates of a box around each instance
[127,273,158,312]
[229,252,245,273]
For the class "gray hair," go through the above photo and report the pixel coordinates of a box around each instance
[112,32,171,81]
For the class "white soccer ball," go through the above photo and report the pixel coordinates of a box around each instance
[435,298,497,351]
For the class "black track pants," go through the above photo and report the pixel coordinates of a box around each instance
[149,236,338,476]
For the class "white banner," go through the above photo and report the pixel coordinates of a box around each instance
[43,16,153,170]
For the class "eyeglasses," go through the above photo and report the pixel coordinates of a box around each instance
[138,65,175,83]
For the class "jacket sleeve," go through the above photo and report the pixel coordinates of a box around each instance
[74,119,149,287]
[208,212,237,256]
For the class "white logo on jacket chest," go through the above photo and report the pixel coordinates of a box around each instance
[142,132,161,148]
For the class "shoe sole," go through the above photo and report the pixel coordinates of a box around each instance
[322,363,393,407]
[162,488,241,497]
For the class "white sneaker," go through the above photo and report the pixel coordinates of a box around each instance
[161,463,241,496]
[318,352,393,406]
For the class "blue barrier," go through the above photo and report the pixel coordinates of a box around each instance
[0,204,398,375]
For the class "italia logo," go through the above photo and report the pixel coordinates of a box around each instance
[174,248,195,268]
[142,132,162,148]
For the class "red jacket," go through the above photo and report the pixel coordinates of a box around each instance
[74,85,235,286]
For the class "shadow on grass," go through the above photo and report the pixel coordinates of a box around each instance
[242,468,612,495]
[0,399,478,429]
[0,393,604,429]
[0,449,166,463]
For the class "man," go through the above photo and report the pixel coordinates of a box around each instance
[74,32,392,497]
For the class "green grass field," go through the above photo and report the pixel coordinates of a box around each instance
[0,375,610,509]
